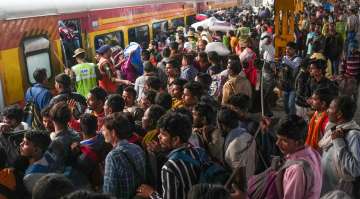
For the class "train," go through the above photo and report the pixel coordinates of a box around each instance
[0,0,238,109]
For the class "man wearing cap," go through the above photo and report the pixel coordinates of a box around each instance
[96,45,132,94]
[68,48,100,97]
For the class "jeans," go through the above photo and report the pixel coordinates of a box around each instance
[283,90,296,115]
[331,59,340,76]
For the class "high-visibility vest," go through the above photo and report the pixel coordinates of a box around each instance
[72,63,97,97]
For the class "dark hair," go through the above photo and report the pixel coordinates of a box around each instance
[227,94,251,111]
[145,76,162,91]
[170,78,188,88]
[146,105,166,130]
[207,51,219,63]
[33,68,47,83]
[141,49,151,61]
[182,53,194,65]
[196,73,212,91]
[80,113,98,136]
[24,130,51,153]
[312,40,322,52]
[227,58,241,74]
[286,41,297,50]
[49,102,71,125]
[143,90,157,104]
[162,47,171,58]
[217,106,239,129]
[89,87,107,103]
[143,62,156,73]
[333,96,357,122]
[123,86,137,99]
[184,81,203,100]
[188,184,230,199]
[313,87,336,107]
[105,94,125,113]
[41,106,52,118]
[309,59,327,70]
[199,40,208,46]
[166,58,180,69]
[197,26,204,32]
[169,42,179,50]
[55,73,71,90]
[32,173,75,199]
[157,111,192,143]
[173,107,193,122]
[277,115,307,142]
[62,190,114,199]
[198,51,208,60]
[193,103,216,125]
[104,112,132,139]
[155,92,172,110]
[2,105,24,123]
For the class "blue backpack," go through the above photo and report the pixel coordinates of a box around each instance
[169,147,230,185]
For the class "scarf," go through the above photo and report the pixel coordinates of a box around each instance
[306,111,328,150]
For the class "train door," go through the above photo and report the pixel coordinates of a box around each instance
[58,19,82,67]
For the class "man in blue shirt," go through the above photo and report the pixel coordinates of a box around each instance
[102,112,147,199]
[25,68,52,111]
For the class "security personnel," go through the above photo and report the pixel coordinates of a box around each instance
[70,48,100,97]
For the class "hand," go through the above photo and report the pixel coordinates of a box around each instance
[70,142,81,154]
[147,140,161,153]
[67,99,77,113]
[230,183,246,199]
[136,184,155,198]
[124,80,134,86]
[260,116,271,132]
[331,128,346,140]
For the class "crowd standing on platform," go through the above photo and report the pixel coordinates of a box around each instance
[2,1,360,199]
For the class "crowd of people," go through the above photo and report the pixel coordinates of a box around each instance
[1,1,360,199]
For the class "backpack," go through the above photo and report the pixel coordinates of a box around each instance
[169,147,230,185]
[247,158,313,199]
[23,88,44,129]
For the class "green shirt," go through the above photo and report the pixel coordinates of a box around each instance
[72,63,97,97]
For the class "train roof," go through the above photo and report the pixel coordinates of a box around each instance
[0,0,208,20]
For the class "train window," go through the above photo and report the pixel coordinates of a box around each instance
[152,21,168,42]
[128,25,149,48]
[186,15,196,26]
[94,31,124,50]
[58,19,82,67]
[23,37,52,84]
[171,17,185,28]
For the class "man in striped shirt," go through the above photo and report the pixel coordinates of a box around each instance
[136,111,203,199]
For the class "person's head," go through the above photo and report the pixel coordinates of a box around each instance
[62,190,114,199]
[55,73,71,93]
[182,53,194,67]
[80,113,98,137]
[103,112,132,145]
[32,173,75,199]
[104,94,125,115]
[33,68,48,84]
[329,22,336,33]
[143,62,156,75]
[96,45,112,59]
[197,26,204,33]
[41,106,54,132]
[142,105,166,131]
[169,78,187,99]
[122,86,137,107]
[310,88,335,111]
[49,102,71,126]
[20,130,51,160]
[169,42,179,52]
[309,59,326,79]
[192,103,216,128]
[140,90,157,110]
[195,73,212,92]
[157,111,192,151]
[285,42,297,57]
[141,49,151,62]
[2,105,24,129]
[183,81,203,108]
[312,40,322,53]
[207,51,219,65]
[328,96,357,124]
[188,184,230,199]
[276,115,307,155]
[155,92,172,110]
[315,23,322,34]
[227,58,242,76]
[227,93,251,119]
[166,58,180,77]
[73,48,87,63]
[162,47,171,58]
[197,51,208,62]
[216,106,239,136]
[144,76,162,92]
[87,87,107,112]
[197,40,208,52]
[309,22,316,31]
